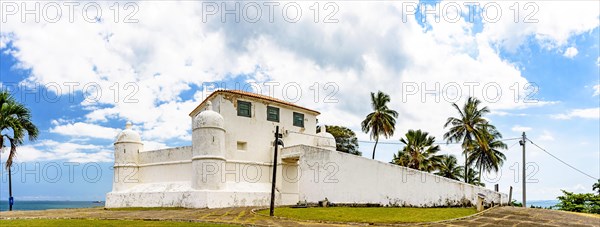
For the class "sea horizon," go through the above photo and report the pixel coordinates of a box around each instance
[0,200,105,212]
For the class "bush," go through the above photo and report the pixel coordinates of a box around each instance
[509,200,522,207]
[555,190,600,214]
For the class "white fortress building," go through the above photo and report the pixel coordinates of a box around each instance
[106,90,507,208]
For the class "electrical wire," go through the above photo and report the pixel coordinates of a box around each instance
[289,130,521,146]
[507,141,520,150]
[526,138,598,180]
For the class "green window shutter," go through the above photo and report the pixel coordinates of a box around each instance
[293,112,304,127]
[237,101,251,117]
[267,106,280,122]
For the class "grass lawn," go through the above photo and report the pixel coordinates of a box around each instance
[106,207,188,211]
[258,207,478,223]
[0,219,240,227]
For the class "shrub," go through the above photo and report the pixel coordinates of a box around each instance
[555,190,600,214]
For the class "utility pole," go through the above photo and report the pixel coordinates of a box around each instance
[269,126,280,216]
[519,132,527,208]
[9,167,13,211]
[508,186,513,206]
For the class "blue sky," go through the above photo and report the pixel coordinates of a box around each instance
[0,1,599,202]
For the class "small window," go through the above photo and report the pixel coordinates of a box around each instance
[237,141,247,151]
[267,106,280,122]
[293,112,304,127]
[237,101,251,117]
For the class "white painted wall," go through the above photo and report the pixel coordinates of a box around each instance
[287,145,509,207]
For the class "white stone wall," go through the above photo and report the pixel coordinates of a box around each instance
[138,147,193,184]
[285,145,509,207]
[139,146,192,164]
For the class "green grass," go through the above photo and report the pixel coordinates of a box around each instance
[258,207,478,223]
[0,219,239,227]
[106,207,188,211]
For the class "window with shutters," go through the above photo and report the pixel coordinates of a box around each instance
[237,101,251,117]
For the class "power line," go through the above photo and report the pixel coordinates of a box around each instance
[356,137,522,146]
[507,141,520,150]
[290,130,522,147]
[502,137,523,142]
[527,138,598,180]
[357,140,460,145]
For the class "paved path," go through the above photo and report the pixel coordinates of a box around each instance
[1,206,598,226]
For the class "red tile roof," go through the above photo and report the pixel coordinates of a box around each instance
[189,89,320,117]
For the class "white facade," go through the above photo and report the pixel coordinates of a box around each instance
[106,90,507,208]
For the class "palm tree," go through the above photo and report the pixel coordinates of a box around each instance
[0,90,39,211]
[464,167,485,187]
[392,129,442,172]
[593,180,600,194]
[361,91,398,159]
[435,154,464,181]
[443,97,496,183]
[468,132,507,182]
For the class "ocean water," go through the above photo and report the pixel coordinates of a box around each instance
[0,200,104,212]
[527,200,560,209]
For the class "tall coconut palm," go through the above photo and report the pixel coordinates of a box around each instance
[361,91,398,159]
[392,129,442,172]
[468,131,507,182]
[435,154,464,181]
[0,90,39,211]
[443,97,495,183]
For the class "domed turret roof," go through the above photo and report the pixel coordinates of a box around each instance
[316,127,336,151]
[194,101,224,129]
[115,122,142,143]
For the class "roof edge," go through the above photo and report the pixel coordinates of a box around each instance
[189,90,321,117]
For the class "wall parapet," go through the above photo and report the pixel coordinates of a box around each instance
[139,146,192,165]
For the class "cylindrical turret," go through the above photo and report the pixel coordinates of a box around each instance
[113,122,143,192]
[315,126,337,151]
[192,101,226,190]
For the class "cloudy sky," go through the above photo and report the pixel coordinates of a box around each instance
[0,1,598,202]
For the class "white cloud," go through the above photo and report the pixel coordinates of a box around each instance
[511,125,532,132]
[490,111,528,117]
[0,33,9,49]
[563,47,578,58]
[0,139,112,163]
[480,1,599,51]
[142,141,168,151]
[49,122,120,140]
[537,130,555,141]
[593,84,600,96]
[552,108,600,120]
[0,1,591,153]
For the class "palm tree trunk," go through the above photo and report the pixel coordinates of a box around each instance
[8,166,13,211]
[464,154,468,183]
[372,136,379,159]
[478,165,483,182]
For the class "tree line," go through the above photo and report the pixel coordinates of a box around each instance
[328,91,507,187]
